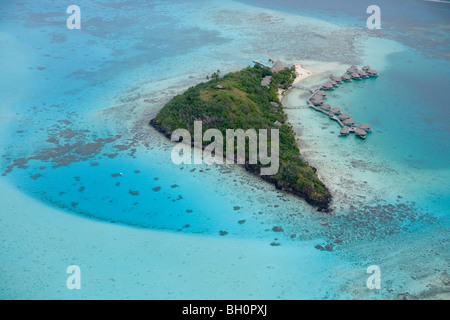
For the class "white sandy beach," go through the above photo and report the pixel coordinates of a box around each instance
[293,64,313,85]
[278,63,313,102]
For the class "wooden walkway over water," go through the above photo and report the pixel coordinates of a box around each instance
[283,68,376,138]
[253,60,269,68]
[308,103,347,128]
[292,85,322,93]
[284,105,310,109]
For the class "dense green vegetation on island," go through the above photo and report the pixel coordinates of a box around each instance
[150,64,331,211]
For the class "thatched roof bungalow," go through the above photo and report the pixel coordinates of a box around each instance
[261,76,272,87]
[355,128,367,139]
[311,97,323,106]
[341,74,352,81]
[271,60,284,73]
[347,65,358,73]
[339,113,351,121]
[359,70,368,78]
[358,124,372,132]
[330,107,341,115]
[320,103,332,112]
[331,75,342,83]
[344,118,356,126]
[340,126,350,136]
[322,81,334,90]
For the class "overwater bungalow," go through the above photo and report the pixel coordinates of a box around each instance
[347,65,358,73]
[320,103,332,112]
[339,113,351,121]
[341,74,352,81]
[304,65,377,138]
[312,92,323,100]
[330,107,341,115]
[311,97,323,105]
[330,75,342,83]
[355,128,367,139]
[322,82,334,90]
[344,118,356,127]
[358,124,372,132]
[340,126,350,136]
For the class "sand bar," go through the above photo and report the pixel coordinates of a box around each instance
[293,63,312,85]
[278,63,312,101]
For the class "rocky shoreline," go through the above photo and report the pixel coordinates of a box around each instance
[150,118,332,213]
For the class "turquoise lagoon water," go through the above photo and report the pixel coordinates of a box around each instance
[0,0,449,299]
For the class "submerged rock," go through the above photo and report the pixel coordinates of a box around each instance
[397,293,413,300]
[272,226,284,232]
[270,242,281,247]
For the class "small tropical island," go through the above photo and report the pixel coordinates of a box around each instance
[150,62,332,212]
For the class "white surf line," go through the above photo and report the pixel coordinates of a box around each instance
[424,0,450,4]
